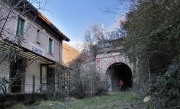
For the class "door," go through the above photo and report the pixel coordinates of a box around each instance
[47,67,55,92]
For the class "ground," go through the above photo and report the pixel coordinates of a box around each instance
[11,92,145,109]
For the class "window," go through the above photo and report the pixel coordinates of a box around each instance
[48,38,53,53]
[36,29,40,44]
[16,17,25,37]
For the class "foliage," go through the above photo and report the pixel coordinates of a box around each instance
[118,0,180,108]
[122,0,179,84]
[151,57,180,108]
[84,24,104,46]
[69,56,108,99]
[123,0,179,66]
[67,24,110,99]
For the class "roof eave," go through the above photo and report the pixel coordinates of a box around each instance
[25,1,70,42]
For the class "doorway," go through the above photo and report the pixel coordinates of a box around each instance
[10,58,26,93]
[47,67,55,92]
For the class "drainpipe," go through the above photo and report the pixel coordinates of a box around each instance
[59,41,62,64]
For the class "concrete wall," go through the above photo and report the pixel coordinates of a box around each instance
[23,21,62,63]
[25,61,40,93]
[0,3,17,40]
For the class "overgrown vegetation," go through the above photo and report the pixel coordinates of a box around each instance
[11,92,135,109]
[151,57,180,108]
[118,0,180,108]
[69,56,107,99]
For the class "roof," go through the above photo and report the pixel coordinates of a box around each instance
[22,0,70,42]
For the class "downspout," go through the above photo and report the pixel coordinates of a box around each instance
[58,40,62,90]
[59,41,62,64]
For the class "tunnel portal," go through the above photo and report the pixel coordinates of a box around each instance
[107,62,132,92]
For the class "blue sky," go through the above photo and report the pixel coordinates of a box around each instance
[36,0,129,47]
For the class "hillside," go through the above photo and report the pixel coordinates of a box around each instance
[62,42,80,66]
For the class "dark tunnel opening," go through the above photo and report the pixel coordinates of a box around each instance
[107,62,132,91]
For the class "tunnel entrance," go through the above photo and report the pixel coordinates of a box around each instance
[106,62,132,92]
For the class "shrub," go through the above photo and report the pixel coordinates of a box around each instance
[151,57,180,109]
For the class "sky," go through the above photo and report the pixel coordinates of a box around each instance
[36,0,130,49]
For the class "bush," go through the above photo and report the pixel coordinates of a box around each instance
[151,57,180,109]
[94,81,108,96]
[70,70,108,99]
[70,81,90,99]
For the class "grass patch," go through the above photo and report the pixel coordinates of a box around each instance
[11,92,137,109]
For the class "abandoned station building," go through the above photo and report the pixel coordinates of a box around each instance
[0,1,70,94]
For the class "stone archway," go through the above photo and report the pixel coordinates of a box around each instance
[106,62,132,92]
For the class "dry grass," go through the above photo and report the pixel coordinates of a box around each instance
[11,92,138,109]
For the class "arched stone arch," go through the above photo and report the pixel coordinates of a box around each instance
[96,52,134,92]
[96,52,134,75]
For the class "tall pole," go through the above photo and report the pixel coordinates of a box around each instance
[102,23,104,40]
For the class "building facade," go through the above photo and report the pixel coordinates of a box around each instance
[0,0,70,94]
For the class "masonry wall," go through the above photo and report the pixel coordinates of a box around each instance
[96,52,133,76]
